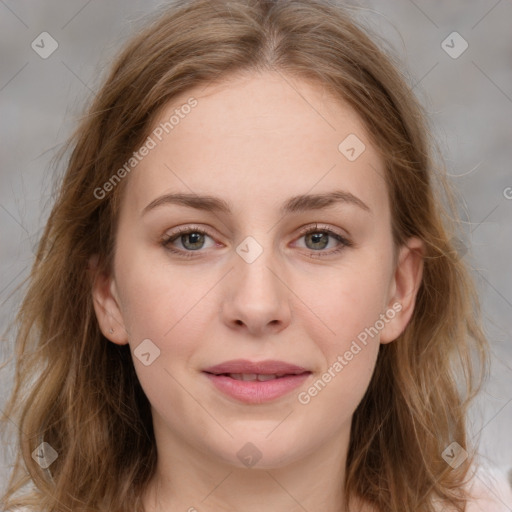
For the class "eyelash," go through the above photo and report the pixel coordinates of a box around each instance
[160,223,353,259]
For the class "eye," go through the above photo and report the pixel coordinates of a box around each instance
[294,224,353,258]
[161,225,217,258]
[160,223,353,259]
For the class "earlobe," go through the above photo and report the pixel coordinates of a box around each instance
[380,237,425,344]
[89,254,129,345]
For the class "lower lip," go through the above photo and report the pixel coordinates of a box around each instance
[204,372,311,404]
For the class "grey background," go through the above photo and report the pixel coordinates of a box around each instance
[1,0,511,495]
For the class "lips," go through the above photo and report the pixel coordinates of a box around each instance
[203,359,312,404]
[203,359,310,376]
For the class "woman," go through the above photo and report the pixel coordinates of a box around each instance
[2,0,510,510]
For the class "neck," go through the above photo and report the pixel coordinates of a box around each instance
[140,411,371,512]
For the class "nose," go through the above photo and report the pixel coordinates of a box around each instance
[220,244,292,337]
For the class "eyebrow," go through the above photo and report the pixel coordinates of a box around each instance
[141,189,371,217]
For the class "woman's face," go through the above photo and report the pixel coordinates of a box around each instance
[92,71,423,469]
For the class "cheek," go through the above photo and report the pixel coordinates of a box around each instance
[114,252,214,408]
[293,251,390,411]
[299,257,392,348]
[112,247,221,394]
[115,240,208,331]
[297,342,379,436]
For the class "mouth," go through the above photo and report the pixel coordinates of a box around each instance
[202,359,312,404]
[208,372,306,381]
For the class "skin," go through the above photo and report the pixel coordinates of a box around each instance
[91,71,424,512]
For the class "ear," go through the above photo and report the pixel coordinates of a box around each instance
[380,237,425,344]
[88,254,129,345]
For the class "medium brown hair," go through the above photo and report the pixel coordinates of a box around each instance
[1,1,489,511]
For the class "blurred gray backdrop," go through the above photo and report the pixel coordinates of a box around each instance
[1,0,511,495]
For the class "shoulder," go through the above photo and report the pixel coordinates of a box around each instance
[464,464,512,512]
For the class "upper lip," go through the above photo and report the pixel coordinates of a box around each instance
[203,359,310,375]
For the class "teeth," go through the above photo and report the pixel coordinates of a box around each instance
[228,373,280,381]
[228,373,256,381]
[257,374,279,381]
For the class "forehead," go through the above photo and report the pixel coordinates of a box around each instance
[121,71,389,220]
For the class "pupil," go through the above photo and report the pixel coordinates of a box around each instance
[183,232,204,250]
[307,232,328,250]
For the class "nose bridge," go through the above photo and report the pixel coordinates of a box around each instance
[233,233,282,298]
[220,231,292,334]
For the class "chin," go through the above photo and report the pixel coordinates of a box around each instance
[211,435,310,470]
